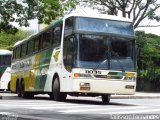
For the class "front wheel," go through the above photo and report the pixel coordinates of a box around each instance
[102,94,111,104]
[52,78,67,101]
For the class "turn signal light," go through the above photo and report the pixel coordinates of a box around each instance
[74,73,79,78]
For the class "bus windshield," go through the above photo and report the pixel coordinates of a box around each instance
[78,35,109,69]
[76,34,136,71]
[76,17,134,36]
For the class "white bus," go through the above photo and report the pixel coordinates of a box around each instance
[0,49,12,91]
[11,13,137,103]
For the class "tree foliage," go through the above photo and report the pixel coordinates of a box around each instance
[0,30,32,49]
[0,0,75,34]
[135,31,160,91]
[76,0,160,28]
[136,31,160,69]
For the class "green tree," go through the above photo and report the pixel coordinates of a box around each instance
[136,31,160,91]
[0,30,32,49]
[136,31,160,69]
[0,0,75,34]
[76,0,160,28]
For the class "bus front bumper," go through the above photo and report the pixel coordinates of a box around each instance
[72,79,136,95]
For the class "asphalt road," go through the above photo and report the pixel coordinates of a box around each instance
[0,93,160,120]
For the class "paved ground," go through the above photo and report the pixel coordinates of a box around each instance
[112,92,160,99]
[1,92,160,99]
[0,93,160,120]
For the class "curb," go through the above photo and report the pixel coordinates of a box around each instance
[111,95,160,99]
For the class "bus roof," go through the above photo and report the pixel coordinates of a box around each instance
[0,49,12,55]
[13,39,28,47]
[64,13,132,23]
[13,34,37,47]
[13,13,132,48]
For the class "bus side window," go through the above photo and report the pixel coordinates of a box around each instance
[39,35,43,50]
[64,17,73,37]
[63,36,75,72]
[20,45,22,58]
[21,43,27,58]
[16,46,21,59]
[34,38,39,52]
[28,40,34,55]
[14,49,16,60]
[12,49,15,60]
[43,31,51,49]
[26,42,28,55]
[52,24,62,46]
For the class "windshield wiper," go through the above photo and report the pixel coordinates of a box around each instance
[93,50,109,70]
[93,50,125,72]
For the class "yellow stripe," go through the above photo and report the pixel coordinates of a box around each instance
[125,72,135,77]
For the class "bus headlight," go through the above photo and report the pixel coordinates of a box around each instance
[124,72,136,81]
[74,73,93,78]
[124,77,136,81]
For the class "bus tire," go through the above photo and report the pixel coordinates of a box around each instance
[20,80,34,99]
[49,93,54,100]
[16,80,21,97]
[52,77,67,101]
[7,81,10,91]
[102,94,110,104]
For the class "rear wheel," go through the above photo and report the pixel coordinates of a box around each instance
[16,81,21,97]
[102,94,111,104]
[20,80,34,99]
[52,77,67,101]
[7,81,10,91]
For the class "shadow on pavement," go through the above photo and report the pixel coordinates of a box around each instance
[1,93,136,106]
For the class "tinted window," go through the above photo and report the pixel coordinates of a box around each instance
[79,35,108,61]
[63,35,75,72]
[111,37,133,58]
[28,40,34,55]
[76,17,134,36]
[52,24,62,46]
[21,43,27,57]
[13,49,16,60]
[43,31,51,49]
[34,38,39,52]
[0,55,11,66]
[64,17,73,37]
[16,46,21,59]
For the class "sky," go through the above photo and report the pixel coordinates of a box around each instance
[136,19,160,35]
[15,7,160,36]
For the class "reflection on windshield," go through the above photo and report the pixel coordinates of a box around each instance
[76,34,135,71]
[79,35,108,61]
[111,37,133,58]
[76,17,134,36]
[77,34,109,69]
[110,37,135,71]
